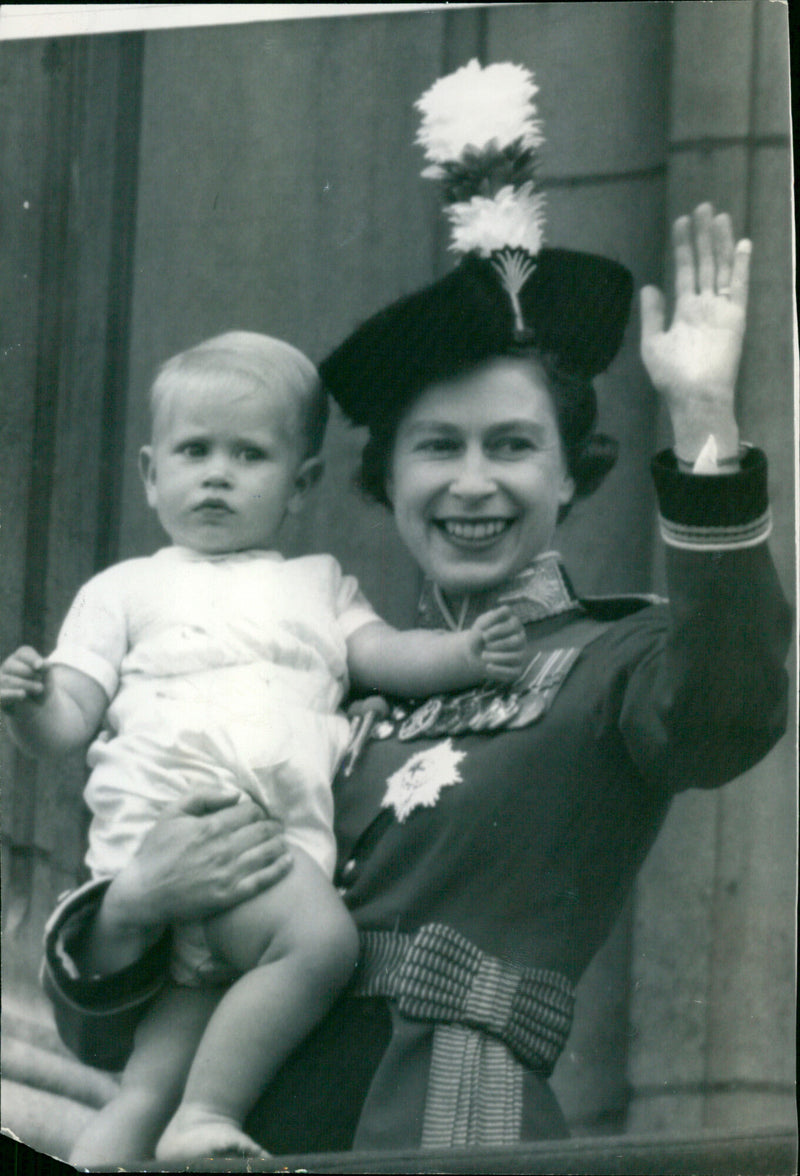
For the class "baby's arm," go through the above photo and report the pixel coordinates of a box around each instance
[347,606,526,698]
[0,646,107,758]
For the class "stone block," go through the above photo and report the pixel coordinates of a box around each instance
[670,2,754,141]
[487,2,669,177]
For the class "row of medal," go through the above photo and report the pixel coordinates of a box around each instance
[366,646,582,743]
[389,685,522,742]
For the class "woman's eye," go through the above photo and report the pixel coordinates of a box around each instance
[492,437,535,456]
[417,437,459,454]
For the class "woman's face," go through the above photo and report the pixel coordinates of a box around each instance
[387,357,575,598]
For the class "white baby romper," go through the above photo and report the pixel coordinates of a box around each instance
[48,546,379,981]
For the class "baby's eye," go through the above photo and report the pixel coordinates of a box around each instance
[238,446,267,463]
[179,441,208,458]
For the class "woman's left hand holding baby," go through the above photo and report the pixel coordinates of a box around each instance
[77,790,292,975]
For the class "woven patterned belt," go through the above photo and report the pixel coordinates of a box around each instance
[353,923,575,1075]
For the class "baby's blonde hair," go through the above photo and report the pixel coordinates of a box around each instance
[150,331,328,456]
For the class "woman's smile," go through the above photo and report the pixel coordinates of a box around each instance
[389,358,575,597]
[435,517,515,543]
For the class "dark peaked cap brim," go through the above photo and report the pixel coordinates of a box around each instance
[319,249,634,429]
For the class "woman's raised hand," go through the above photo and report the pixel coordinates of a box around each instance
[103,789,292,931]
[640,203,751,463]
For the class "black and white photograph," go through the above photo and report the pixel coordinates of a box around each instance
[0,3,796,1173]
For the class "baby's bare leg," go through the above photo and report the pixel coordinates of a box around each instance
[68,982,222,1166]
[155,848,359,1162]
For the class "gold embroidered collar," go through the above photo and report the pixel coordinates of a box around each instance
[417,551,583,632]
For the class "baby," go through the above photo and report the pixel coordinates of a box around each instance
[1,331,525,1164]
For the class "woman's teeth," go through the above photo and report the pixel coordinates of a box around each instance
[440,519,511,540]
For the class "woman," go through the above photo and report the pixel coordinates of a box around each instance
[42,63,790,1156]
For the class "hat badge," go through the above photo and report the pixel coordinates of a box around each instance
[491,248,537,341]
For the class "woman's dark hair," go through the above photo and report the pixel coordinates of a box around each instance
[355,350,618,517]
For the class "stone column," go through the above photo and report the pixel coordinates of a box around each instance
[626,0,795,1134]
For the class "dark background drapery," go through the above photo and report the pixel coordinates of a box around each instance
[1,2,795,1156]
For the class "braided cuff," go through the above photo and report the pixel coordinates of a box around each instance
[40,878,170,1071]
[652,446,771,551]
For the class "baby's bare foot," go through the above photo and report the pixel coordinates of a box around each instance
[156,1106,269,1162]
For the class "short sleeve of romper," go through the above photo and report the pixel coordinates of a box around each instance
[331,562,382,643]
[47,562,135,701]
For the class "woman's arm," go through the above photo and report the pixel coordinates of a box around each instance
[346,606,526,697]
[42,790,294,1068]
[617,203,791,790]
[0,653,107,757]
[616,472,790,791]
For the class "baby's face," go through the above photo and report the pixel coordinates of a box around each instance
[140,381,318,554]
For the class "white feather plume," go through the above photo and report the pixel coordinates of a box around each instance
[445,184,546,258]
[415,59,543,165]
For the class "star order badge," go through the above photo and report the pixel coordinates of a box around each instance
[381,739,467,823]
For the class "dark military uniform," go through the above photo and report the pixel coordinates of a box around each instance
[42,450,791,1154]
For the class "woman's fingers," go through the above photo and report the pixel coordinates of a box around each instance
[163,792,286,855]
[729,238,752,310]
[711,211,735,293]
[672,215,696,301]
[216,815,289,861]
[189,801,289,865]
[170,788,241,818]
[233,830,291,868]
[646,206,748,335]
[171,790,276,836]
[639,285,666,352]
[643,202,748,431]
[693,203,715,293]
[204,795,263,826]
[120,795,290,924]
[233,858,294,903]
[230,846,293,901]
[201,822,292,907]
[203,834,292,904]
[673,205,745,303]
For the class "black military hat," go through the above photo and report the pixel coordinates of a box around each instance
[320,59,633,430]
[319,247,633,429]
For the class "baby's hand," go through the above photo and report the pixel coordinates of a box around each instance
[470,607,526,684]
[0,647,46,709]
